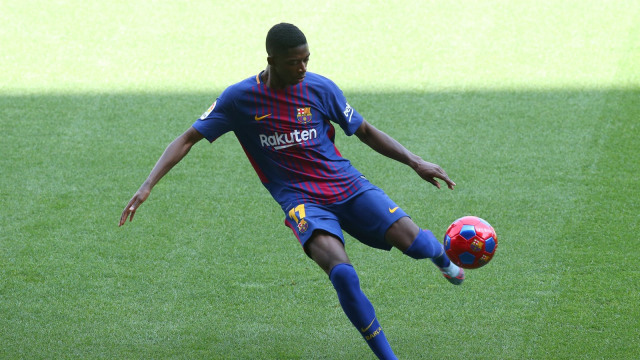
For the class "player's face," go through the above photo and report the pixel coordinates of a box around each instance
[269,44,310,88]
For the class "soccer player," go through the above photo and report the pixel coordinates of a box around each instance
[119,23,463,360]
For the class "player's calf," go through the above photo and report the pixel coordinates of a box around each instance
[329,263,397,360]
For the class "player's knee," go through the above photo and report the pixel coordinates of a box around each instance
[306,231,350,274]
[329,263,360,295]
[385,216,420,251]
[403,229,443,260]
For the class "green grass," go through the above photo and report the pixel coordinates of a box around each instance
[2,1,639,359]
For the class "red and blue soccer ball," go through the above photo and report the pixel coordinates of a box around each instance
[444,216,498,269]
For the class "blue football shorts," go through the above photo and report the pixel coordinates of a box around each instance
[284,186,409,251]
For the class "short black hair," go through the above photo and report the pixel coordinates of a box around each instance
[266,23,307,56]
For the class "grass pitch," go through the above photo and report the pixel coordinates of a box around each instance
[1,1,639,359]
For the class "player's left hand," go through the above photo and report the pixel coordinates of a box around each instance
[413,160,456,190]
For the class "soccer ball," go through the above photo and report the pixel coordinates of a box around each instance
[444,216,498,269]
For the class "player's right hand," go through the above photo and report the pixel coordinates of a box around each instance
[119,186,151,226]
[413,160,456,190]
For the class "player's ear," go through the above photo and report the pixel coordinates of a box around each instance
[267,56,275,66]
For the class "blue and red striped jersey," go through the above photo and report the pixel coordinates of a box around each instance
[192,72,372,210]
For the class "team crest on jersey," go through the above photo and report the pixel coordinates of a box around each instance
[297,219,309,233]
[296,107,312,124]
[200,101,216,119]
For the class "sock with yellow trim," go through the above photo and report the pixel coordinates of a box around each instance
[329,263,397,360]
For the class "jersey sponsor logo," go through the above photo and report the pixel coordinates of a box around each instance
[259,128,318,150]
[255,113,271,121]
[343,103,354,123]
[296,107,312,124]
[389,206,399,213]
[200,101,216,119]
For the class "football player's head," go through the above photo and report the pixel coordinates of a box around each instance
[266,23,310,87]
[266,23,307,56]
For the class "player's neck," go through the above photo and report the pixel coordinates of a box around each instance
[262,66,287,90]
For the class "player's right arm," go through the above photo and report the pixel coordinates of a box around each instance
[354,119,456,190]
[119,126,204,226]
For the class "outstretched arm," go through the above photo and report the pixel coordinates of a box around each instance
[354,119,455,190]
[119,126,205,226]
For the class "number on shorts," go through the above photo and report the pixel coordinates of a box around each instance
[288,204,306,224]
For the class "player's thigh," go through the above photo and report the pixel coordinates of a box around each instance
[285,203,345,248]
[340,188,411,250]
[305,230,350,275]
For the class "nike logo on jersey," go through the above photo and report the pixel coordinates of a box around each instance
[389,207,399,213]
[255,113,272,121]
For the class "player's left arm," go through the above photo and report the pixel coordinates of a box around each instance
[354,119,456,190]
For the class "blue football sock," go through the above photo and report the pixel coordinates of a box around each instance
[329,263,397,360]
[404,229,451,269]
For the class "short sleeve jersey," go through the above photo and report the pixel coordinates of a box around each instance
[192,72,372,210]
